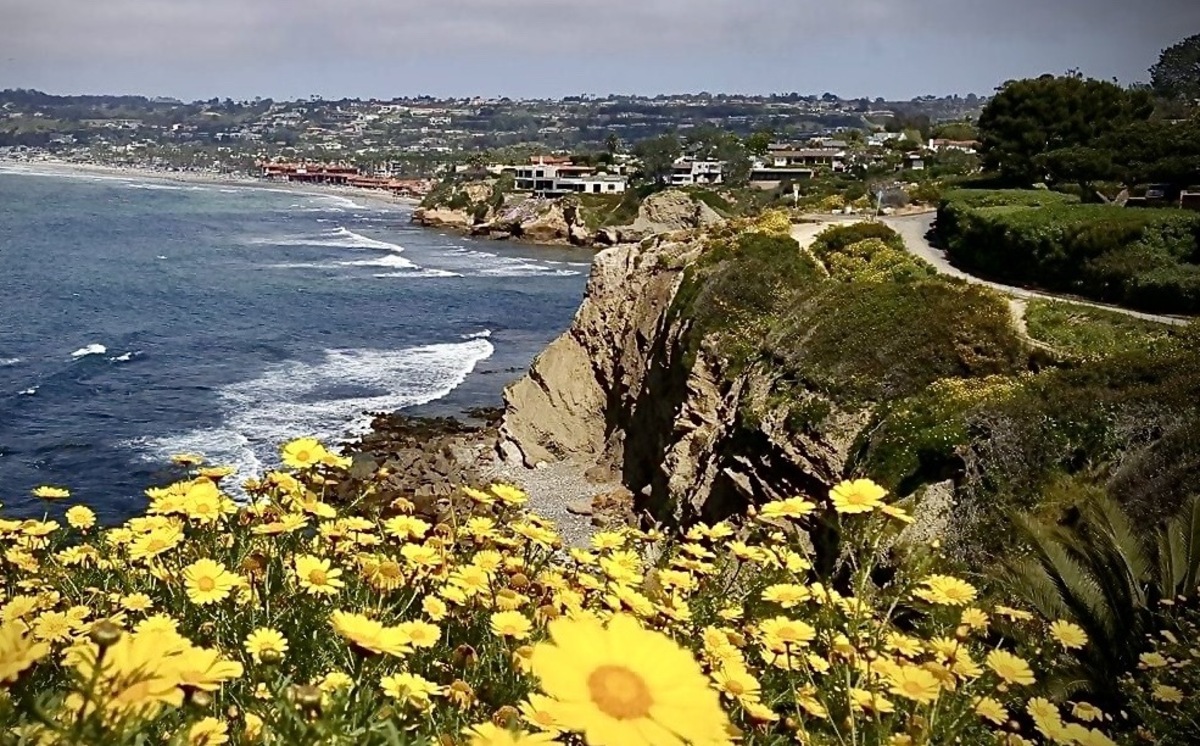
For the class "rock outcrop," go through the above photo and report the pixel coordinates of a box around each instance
[410,207,474,231]
[411,183,592,246]
[595,189,727,245]
[498,231,866,524]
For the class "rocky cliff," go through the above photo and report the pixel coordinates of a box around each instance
[495,208,1047,531]
[497,229,875,524]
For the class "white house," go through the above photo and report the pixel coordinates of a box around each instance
[670,157,725,186]
[514,161,626,196]
[927,138,979,154]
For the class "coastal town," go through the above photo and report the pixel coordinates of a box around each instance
[0,89,982,190]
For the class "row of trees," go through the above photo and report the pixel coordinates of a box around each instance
[977,33,1200,193]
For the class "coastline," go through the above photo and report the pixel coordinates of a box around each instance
[0,158,421,210]
[2,156,608,539]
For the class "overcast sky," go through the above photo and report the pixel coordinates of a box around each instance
[1,0,1197,101]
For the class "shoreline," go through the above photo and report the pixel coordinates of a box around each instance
[2,157,607,538]
[0,158,421,210]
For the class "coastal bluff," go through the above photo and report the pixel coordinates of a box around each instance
[496,228,867,524]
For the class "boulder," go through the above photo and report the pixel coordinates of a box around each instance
[630,189,724,235]
[412,207,472,230]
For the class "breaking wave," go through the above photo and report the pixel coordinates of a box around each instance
[134,339,494,481]
[70,344,107,359]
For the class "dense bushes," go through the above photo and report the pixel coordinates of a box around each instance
[766,281,1023,405]
[679,222,1022,405]
[937,189,1200,313]
[809,222,905,263]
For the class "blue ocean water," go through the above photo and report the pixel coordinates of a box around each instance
[0,165,591,521]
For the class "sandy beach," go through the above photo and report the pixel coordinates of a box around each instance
[0,158,421,209]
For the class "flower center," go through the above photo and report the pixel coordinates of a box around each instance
[309,569,328,585]
[726,680,745,695]
[197,577,216,592]
[587,664,653,720]
[296,450,311,462]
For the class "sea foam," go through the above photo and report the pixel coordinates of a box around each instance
[0,358,21,367]
[70,344,107,359]
[137,338,494,488]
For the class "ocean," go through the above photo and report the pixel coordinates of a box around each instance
[0,165,591,522]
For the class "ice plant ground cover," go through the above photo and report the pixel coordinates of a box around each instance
[0,439,1120,745]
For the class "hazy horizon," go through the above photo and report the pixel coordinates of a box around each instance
[2,0,1198,102]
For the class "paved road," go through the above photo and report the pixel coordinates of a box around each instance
[880,212,1191,327]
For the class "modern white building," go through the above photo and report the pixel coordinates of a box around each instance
[514,162,627,196]
[670,157,725,186]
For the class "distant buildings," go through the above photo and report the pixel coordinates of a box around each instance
[258,161,435,196]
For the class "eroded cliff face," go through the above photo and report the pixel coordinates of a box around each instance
[497,232,871,524]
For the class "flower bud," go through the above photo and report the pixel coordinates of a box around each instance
[88,620,122,648]
[452,644,478,668]
[189,691,214,709]
[292,684,323,714]
[492,705,519,728]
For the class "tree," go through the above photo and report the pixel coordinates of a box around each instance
[1034,146,1115,193]
[932,121,977,142]
[605,132,621,156]
[1104,115,1200,189]
[745,129,774,157]
[633,133,682,185]
[977,75,1153,184]
[1150,33,1200,102]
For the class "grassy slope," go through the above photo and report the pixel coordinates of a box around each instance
[1024,300,1179,358]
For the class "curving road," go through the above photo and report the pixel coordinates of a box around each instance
[880,212,1191,327]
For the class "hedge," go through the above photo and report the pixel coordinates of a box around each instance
[937,190,1200,314]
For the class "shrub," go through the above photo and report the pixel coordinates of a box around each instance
[824,238,936,284]
[0,457,1123,746]
[809,222,905,264]
[1023,300,1178,359]
[861,333,1200,559]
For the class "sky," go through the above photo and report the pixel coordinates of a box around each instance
[1,0,1198,101]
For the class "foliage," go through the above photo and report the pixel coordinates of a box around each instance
[937,190,1200,314]
[1101,115,1200,190]
[1149,32,1200,102]
[931,122,978,142]
[765,281,1022,406]
[977,76,1153,185]
[861,331,1200,563]
[824,239,936,285]
[1003,495,1200,706]
[633,134,682,186]
[809,223,906,265]
[1121,597,1200,744]
[1023,300,1178,359]
[0,459,1129,746]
